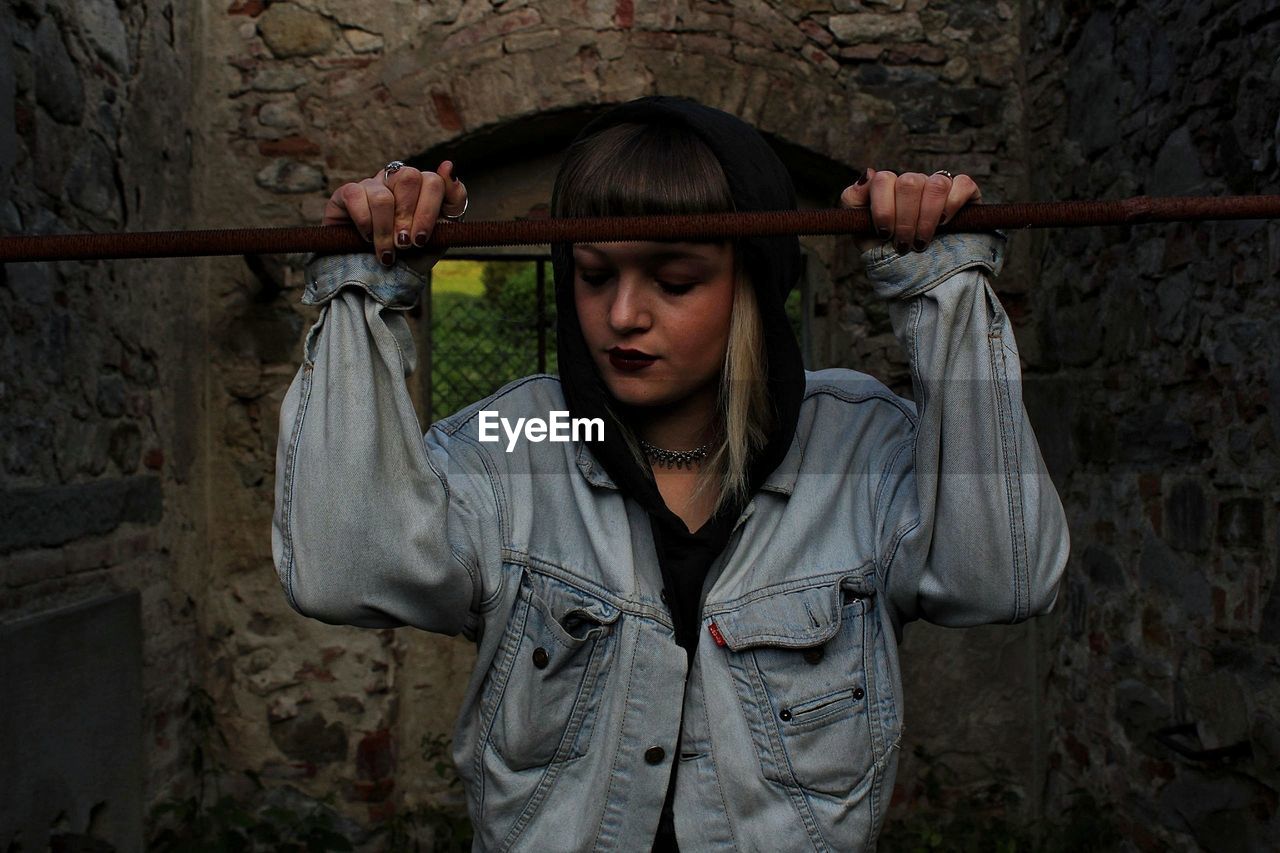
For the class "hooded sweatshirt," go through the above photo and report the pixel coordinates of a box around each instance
[552,95,807,652]
[549,95,808,851]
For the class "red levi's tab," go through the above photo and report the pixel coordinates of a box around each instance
[707,621,727,647]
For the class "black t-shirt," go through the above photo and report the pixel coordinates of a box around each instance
[648,509,739,852]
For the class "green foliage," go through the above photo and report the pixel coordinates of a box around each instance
[430,260,485,296]
[479,260,543,318]
[429,260,556,420]
[149,791,354,853]
[147,687,476,852]
[147,687,354,852]
[378,735,474,852]
[878,746,1123,853]
[784,286,804,359]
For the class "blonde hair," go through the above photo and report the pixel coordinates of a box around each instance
[702,266,772,513]
[553,121,774,516]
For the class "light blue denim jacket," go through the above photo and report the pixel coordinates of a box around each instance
[272,232,1069,851]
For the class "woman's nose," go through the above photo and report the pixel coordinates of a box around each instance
[608,275,652,333]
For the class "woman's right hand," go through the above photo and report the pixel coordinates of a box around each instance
[321,159,469,269]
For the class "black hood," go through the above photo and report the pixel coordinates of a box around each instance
[551,95,806,527]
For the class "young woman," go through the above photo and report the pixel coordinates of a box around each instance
[273,95,1069,851]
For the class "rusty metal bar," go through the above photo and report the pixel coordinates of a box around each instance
[2,195,1279,263]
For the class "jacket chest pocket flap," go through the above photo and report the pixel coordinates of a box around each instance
[713,575,877,798]
[485,570,621,772]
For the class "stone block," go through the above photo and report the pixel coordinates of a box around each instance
[1071,408,1116,465]
[0,476,163,554]
[96,374,126,417]
[108,421,141,473]
[1114,678,1170,754]
[1151,125,1208,195]
[1165,479,1210,552]
[1217,497,1264,549]
[66,134,122,221]
[342,28,384,54]
[258,3,336,58]
[837,43,884,61]
[269,710,348,763]
[1044,295,1103,367]
[252,66,310,92]
[797,18,833,47]
[1081,543,1125,589]
[255,158,326,193]
[258,99,305,130]
[75,0,131,74]
[503,28,561,53]
[1139,530,1210,618]
[829,12,923,44]
[884,43,946,64]
[34,19,84,126]
[1152,269,1193,343]
[1064,12,1122,157]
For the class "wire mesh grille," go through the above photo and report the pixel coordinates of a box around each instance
[425,258,555,422]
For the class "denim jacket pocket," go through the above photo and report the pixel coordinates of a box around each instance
[483,568,621,773]
[715,575,877,798]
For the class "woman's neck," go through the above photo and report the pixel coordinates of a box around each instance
[626,383,718,451]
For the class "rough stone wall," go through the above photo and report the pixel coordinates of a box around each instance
[195,0,1050,838]
[1022,0,1280,849]
[5,0,1269,845]
[0,0,204,843]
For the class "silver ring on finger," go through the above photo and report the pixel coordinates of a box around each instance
[383,160,407,181]
[441,195,468,222]
[931,169,955,180]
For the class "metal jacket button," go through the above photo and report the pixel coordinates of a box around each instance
[644,746,665,764]
[803,647,824,664]
[532,647,549,669]
[852,686,864,701]
[779,708,792,721]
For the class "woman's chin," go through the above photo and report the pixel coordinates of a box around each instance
[602,377,685,409]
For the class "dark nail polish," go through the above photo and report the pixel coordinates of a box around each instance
[451,174,459,184]
[414,231,427,247]
[381,250,393,266]
[856,169,869,186]
[878,227,891,239]
[396,230,409,248]
[896,242,909,255]
[913,239,926,252]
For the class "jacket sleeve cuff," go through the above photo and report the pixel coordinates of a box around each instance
[302,252,426,310]
[862,231,1008,301]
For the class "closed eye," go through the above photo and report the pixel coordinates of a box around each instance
[579,271,613,287]
[657,281,695,295]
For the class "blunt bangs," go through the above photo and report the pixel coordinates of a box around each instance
[551,122,737,220]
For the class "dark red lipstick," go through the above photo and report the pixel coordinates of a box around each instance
[608,347,657,372]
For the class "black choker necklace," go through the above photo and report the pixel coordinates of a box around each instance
[639,438,710,469]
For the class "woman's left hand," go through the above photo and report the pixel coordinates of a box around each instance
[840,168,982,255]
